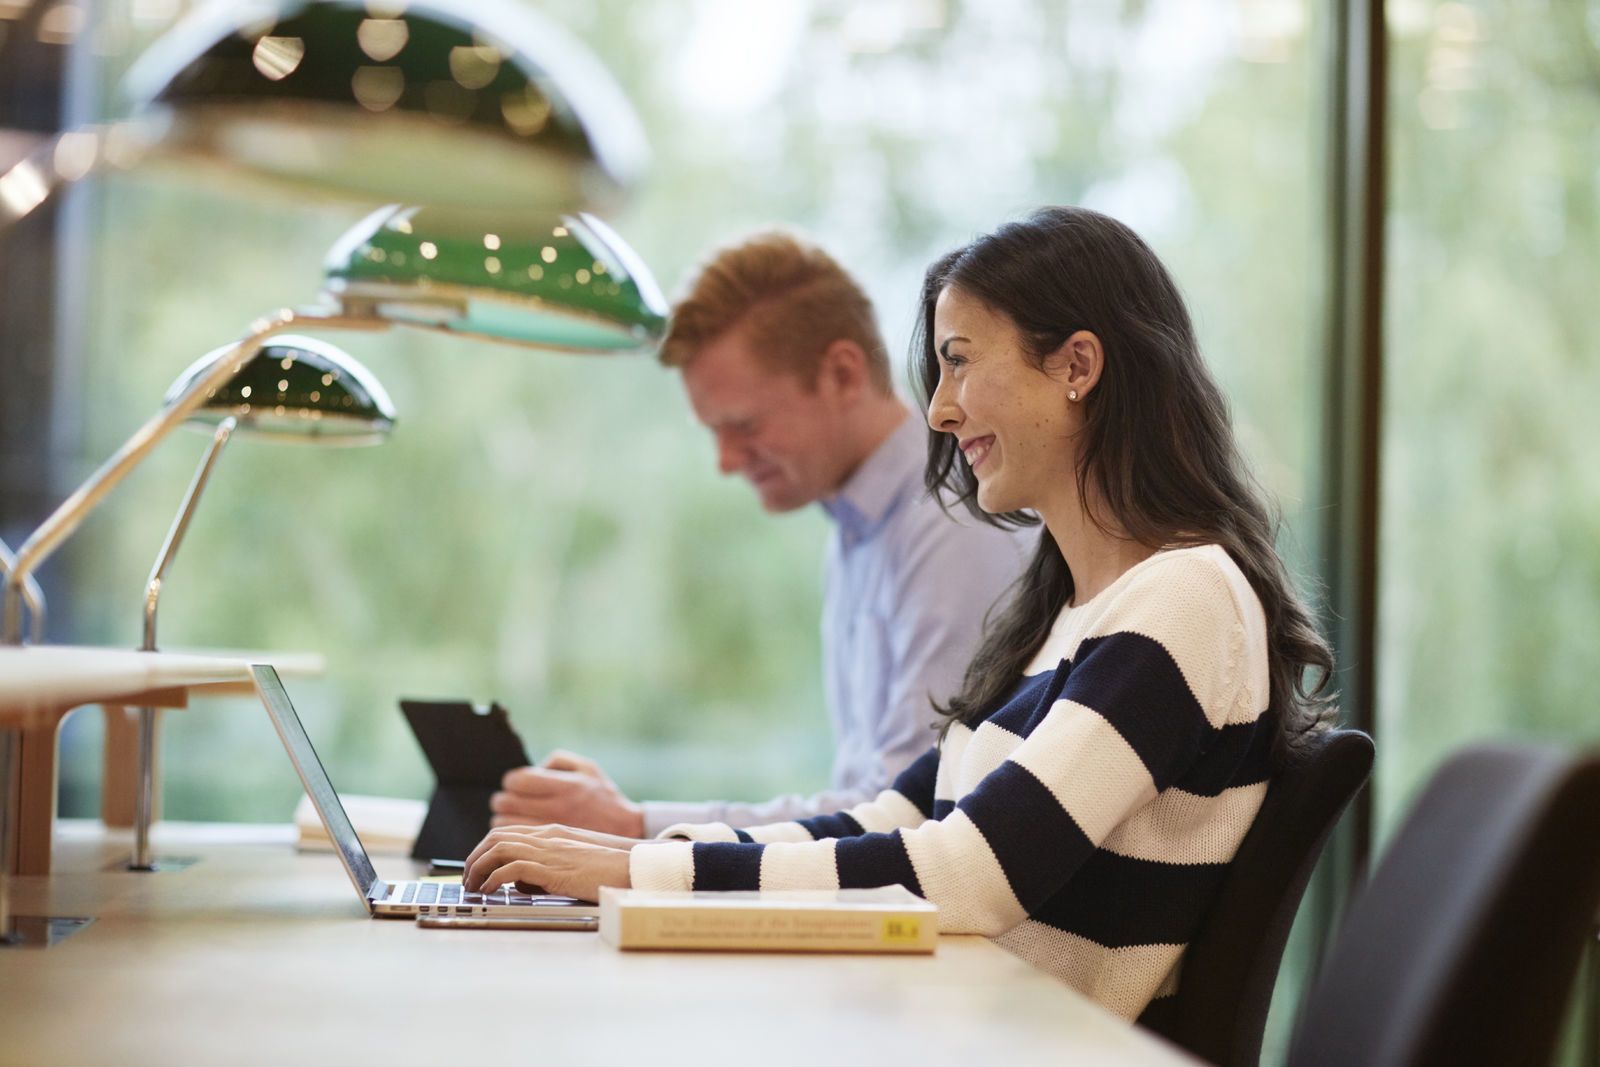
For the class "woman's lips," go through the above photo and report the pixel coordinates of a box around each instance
[960,435,994,471]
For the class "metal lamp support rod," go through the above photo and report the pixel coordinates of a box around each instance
[129,416,237,872]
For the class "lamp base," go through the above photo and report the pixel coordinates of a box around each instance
[116,854,199,874]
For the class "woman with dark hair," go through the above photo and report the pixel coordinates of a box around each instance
[464,206,1335,1021]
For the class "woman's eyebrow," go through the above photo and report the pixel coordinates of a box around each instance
[938,336,971,358]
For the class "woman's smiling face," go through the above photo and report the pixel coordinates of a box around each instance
[925,284,1085,518]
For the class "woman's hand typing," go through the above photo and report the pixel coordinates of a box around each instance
[463,824,636,902]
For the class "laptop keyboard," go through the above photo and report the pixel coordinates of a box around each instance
[393,881,566,908]
[402,882,462,905]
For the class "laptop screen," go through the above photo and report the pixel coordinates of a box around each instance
[251,664,380,902]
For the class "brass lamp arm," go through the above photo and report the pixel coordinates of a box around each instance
[0,308,385,644]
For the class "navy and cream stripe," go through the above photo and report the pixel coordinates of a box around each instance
[629,544,1272,1020]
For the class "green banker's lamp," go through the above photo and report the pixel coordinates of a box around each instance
[322,205,668,352]
[0,0,667,642]
[0,0,645,229]
[124,336,396,871]
[0,205,668,643]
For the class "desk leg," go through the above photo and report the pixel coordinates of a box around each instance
[101,704,163,828]
[15,707,69,876]
[2,720,95,948]
[1,726,16,935]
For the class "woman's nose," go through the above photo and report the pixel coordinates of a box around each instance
[926,379,961,433]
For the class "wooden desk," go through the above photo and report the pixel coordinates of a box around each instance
[0,822,1196,1066]
[0,646,319,875]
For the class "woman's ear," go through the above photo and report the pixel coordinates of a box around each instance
[1045,330,1104,402]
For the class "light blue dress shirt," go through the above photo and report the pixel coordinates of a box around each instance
[642,410,1030,834]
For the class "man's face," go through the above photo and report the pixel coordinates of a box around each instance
[680,329,849,513]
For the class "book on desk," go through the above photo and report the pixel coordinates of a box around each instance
[294,793,424,856]
[599,885,938,953]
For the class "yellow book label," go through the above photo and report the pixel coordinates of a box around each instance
[879,917,922,945]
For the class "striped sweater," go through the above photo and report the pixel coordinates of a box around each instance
[630,544,1273,1019]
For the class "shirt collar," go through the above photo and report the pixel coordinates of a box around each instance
[820,408,923,541]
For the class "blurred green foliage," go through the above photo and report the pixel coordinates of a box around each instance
[56,0,1328,827]
[1378,0,1600,829]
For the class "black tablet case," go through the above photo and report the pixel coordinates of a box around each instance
[400,699,531,862]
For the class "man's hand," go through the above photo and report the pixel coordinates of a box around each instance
[490,749,646,837]
[463,825,632,902]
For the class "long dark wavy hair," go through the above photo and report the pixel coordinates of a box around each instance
[915,206,1334,764]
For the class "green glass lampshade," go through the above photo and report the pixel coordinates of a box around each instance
[321,205,668,352]
[164,336,396,446]
[120,0,645,218]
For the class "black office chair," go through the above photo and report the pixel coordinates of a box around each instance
[1138,727,1374,1066]
[1286,743,1600,1067]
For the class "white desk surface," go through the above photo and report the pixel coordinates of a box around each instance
[0,821,1197,1067]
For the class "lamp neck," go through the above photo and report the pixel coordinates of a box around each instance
[142,416,237,652]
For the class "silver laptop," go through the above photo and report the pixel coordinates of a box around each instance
[252,664,601,921]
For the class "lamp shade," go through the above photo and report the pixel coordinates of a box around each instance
[164,335,395,445]
[321,205,668,352]
[117,0,646,218]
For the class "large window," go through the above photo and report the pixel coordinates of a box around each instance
[41,0,1332,832]
[1378,0,1600,831]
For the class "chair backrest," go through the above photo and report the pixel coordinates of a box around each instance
[1139,727,1374,1066]
[1287,743,1600,1067]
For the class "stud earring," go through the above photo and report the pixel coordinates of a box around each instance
[1068,389,1079,402]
